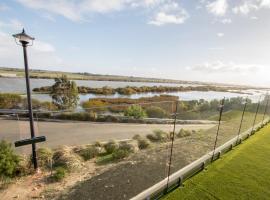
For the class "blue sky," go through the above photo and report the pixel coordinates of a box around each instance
[0,0,270,86]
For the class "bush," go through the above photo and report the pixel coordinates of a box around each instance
[146,130,168,142]
[137,138,150,149]
[53,146,82,171]
[112,149,130,160]
[104,140,118,154]
[56,112,97,121]
[124,105,147,119]
[118,142,134,153]
[93,141,102,147]
[145,106,168,118]
[81,100,108,112]
[51,167,66,182]
[176,129,192,138]
[0,140,20,178]
[132,134,141,140]
[78,145,101,161]
[0,93,22,109]
[37,148,53,169]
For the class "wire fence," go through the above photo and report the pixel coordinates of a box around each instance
[0,94,269,200]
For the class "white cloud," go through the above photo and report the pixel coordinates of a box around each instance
[233,0,270,15]
[148,2,189,26]
[206,0,228,16]
[232,2,258,15]
[187,61,262,74]
[33,41,55,52]
[0,19,23,30]
[217,32,224,37]
[0,20,61,68]
[17,0,188,26]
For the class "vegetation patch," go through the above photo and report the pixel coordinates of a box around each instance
[77,145,101,161]
[0,140,20,178]
[137,138,151,150]
[51,167,66,182]
[37,147,53,170]
[147,130,169,143]
[176,129,192,138]
[52,146,82,171]
[124,105,147,119]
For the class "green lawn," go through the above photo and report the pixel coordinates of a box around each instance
[163,124,270,200]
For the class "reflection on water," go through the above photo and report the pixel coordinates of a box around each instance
[29,90,262,103]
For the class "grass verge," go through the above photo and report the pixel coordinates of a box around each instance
[163,124,270,200]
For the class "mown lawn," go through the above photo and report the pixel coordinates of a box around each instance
[163,124,270,200]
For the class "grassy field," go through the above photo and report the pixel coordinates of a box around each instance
[163,124,270,200]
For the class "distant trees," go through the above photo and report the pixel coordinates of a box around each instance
[51,75,79,110]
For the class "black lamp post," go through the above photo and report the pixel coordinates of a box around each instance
[13,29,38,169]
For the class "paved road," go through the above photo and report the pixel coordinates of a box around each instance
[0,119,215,150]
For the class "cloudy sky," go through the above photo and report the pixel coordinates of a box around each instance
[0,0,270,86]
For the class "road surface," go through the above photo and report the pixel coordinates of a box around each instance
[0,119,215,151]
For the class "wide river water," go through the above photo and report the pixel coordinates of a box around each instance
[0,77,264,102]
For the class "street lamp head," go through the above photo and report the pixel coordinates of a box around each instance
[13,28,35,46]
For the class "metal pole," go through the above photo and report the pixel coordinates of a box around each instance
[251,96,261,134]
[165,101,178,192]
[211,97,225,162]
[262,94,269,125]
[236,98,248,144]
[22,42,38,170]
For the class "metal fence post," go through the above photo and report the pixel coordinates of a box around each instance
[236,98,248,144]
[251,96,261,134]
[211,97,225,162]
[165,100,179,193]
[262,94,269,125]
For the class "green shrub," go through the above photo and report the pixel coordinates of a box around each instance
[124,105,147,119]
[0,140,20,178]
[37,148,53,169]
[112,149,130,160]
[51,167,66,181]
[137,138,150,149]
[145,106,168,118]
[78,145,100,161]
[176,129,192,138]
[147,130,168,142]
[104,140,118,154]
[118,142,134,153]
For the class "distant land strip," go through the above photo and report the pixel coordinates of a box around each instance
[33,85,252,95]
[0,67,265,89]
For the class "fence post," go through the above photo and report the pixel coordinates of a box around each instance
[211,97,225,162]
[236,97,248,144]
[251,96,261,134]
[165,100,179,193]
[262,94,269,125]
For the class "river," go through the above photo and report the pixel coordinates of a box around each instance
[0,77,264,102]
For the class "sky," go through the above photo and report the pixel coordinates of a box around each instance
[0,0,270,86]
